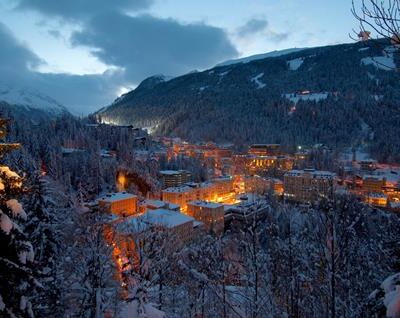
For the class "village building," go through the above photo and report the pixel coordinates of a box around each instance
[98,192,138,217]
[284,169,336,203]
[187,201,224,234]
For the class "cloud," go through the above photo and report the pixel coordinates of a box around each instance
[35,71,126,115]
[71,12,238,82]
[237,17,290,43]
[8,2,238,114]
[237,18,268,37]
[0,22,42,80]
[267,31,290,43]
[0,22,124,114]
[16,0,153,20]
[47,29,61,39]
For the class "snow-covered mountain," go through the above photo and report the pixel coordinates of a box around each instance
[216,47,306,66]
[0,84,69,116]
[96,39,400,161]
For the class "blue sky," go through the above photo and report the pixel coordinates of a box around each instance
[0,0,359,114]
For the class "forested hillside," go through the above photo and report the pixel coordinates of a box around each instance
[97,40,400,161]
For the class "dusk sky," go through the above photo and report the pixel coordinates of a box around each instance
[0,0,360,114]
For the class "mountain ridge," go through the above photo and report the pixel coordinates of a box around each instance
[216,47,307,66]
[0,84,70,117]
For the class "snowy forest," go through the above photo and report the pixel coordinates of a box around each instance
[0,112,399,317]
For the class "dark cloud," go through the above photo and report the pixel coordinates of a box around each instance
[0,22,124,114]
[17,0,153,20]
[237,17,290,43]
[237,18,268,37]
[0,22,42,80]
[9,2,238,113]
[47,29,61,39]
[71,12,238,82]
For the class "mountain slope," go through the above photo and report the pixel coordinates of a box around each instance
[0,84,69,117]
[97,40,400,161]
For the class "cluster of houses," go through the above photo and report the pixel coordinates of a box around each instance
[94,140,400,281]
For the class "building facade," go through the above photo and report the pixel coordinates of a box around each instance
[162,178,236,211]
[187,201,224,234]
[98,192,138,217]
[159,170,191,189]
[248,144,281,156]
[284,169,336,203]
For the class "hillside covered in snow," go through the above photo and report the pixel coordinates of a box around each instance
[0,84,69,118]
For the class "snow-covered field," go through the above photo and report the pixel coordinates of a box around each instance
[287,57,304,70]
[361,46,397,71]
[250,73,266,89]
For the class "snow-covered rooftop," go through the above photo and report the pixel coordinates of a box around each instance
[163,186,194,193]
[159,170,182,175]
[145,200,167,209]
[188,200,223,209]
[285,169,335,178]
[98,192,137,203]
[168,203,180,210]
[367,192,387,198]
[143,209,194,228]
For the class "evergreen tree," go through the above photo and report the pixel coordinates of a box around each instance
[24,174,65,316]
[0,118,38,317]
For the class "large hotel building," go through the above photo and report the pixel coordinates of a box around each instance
[159,170,192,189]
[284,169,336,203]
[162,177,235,211]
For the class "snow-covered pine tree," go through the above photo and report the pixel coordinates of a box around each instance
[24,173,65,316]
[61,203,120,317]
[0,118,38,317]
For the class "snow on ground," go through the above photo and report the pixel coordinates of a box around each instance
[218,70,230,77]
[361,47,397,71]
[250,73,266,89]
[361,56,396,71]
[382,273,400,318]
[287,57,304,71]
[198,86,209,92]
[119,300,166,318]
[283,92,328,103]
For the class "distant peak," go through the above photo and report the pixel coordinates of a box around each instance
[0,83,68,115]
